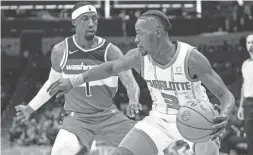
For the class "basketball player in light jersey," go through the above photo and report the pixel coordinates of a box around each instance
[47,10,235,155]
[237,33,253,155]
[15,2,141,155]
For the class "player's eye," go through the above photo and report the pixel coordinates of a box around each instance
[137,33,142,37]
[92,16,97,21]
[82,17,88,21]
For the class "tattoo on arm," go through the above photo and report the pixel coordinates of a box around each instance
[189,49,235,116]
[107,45,140,103]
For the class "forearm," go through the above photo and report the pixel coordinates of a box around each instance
[71,60,131,87]
[82,61,116,82]
[28,68,62,111]
[119,71,140,103]
[239,85,244,108]
[28,80,54,111]
[219,91,235,117]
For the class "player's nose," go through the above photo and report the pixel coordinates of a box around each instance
[88,19,94,28]
[134,36,139,44]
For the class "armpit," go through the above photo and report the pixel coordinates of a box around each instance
[125,48,141,73]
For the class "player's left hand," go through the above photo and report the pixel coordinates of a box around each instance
[47,78,73,98]
[211,104,228,140]
[126,102,142,118]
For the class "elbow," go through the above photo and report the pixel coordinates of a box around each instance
[225,91,235,107]
[229,91,235,106]
[109,62,119,76]
[111,60,128,76]
[221,91,236,114]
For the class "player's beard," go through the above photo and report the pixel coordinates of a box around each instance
[141,50,148,56]
[139,48,148,56]
[249,47,253,53]
[85,33,95,40]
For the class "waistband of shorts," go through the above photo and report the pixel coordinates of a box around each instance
[152,104,178,115]
[243,97,253,107]
[244,97,253,101]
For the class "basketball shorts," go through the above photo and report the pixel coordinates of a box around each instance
[61,105,135,152]
[119,110,220,155]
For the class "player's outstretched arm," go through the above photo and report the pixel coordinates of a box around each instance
[82,48,140,82]
[188,49,235,135]
[15,41,65,123]
[47,48,141,97]
[106,45,142,117]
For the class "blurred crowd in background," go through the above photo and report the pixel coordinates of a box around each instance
[1,1,253,155]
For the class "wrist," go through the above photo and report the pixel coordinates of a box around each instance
[129,100,139,104]
[69,74,85,87]
[26,105,35,115]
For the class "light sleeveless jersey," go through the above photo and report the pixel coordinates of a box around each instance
[141,41,209,115]
[60,35,118,113]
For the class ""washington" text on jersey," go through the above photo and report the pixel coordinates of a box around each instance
[66,62,97,71]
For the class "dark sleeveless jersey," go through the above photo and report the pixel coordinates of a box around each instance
[60,35,118,113]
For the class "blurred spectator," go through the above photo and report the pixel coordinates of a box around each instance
[220,105,247,155]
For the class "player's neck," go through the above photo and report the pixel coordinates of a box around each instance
[151,39,176,65]
[249,52,253,60]
[74,34,97,49]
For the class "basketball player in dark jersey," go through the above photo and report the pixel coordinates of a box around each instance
[15,2,140,155]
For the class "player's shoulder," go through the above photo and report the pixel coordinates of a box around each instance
[50,39,67,70]
[188,48,206,63]
[188,48,211,74]
[242,59,251,67]
[52,40,66,53]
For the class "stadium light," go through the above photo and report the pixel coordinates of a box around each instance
[35,5,44,9]
[45,5,57,9]
[19,5,33,9]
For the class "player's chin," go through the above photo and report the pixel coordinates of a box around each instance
[85,34,95,40]
[140,49,148,56]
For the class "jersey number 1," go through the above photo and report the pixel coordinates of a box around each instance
[85,82,92,96]
[161,93,180,110]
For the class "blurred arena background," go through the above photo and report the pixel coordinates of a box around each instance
[1,0,253,155]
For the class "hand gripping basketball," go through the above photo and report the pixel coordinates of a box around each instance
[211,104,228,140]
[176,100,224,143]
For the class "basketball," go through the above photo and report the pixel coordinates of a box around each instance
[176,100,220,143]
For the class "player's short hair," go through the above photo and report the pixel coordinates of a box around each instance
[140,10,172,32]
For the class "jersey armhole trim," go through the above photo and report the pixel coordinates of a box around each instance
[60,38,69,69]
[140,54,144,77]
[184,47,199,82]
[104,43,112,62]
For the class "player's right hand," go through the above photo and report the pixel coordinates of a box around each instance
[47,78,73,98]
[126,102,142,118]
[237,107,244,120]
[15,105,34,123]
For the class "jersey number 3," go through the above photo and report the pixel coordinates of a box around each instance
[161,93,180,110]
[85,82,92,96]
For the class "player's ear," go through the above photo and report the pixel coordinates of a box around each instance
[156,28,163,38]
[72,20,76,26]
